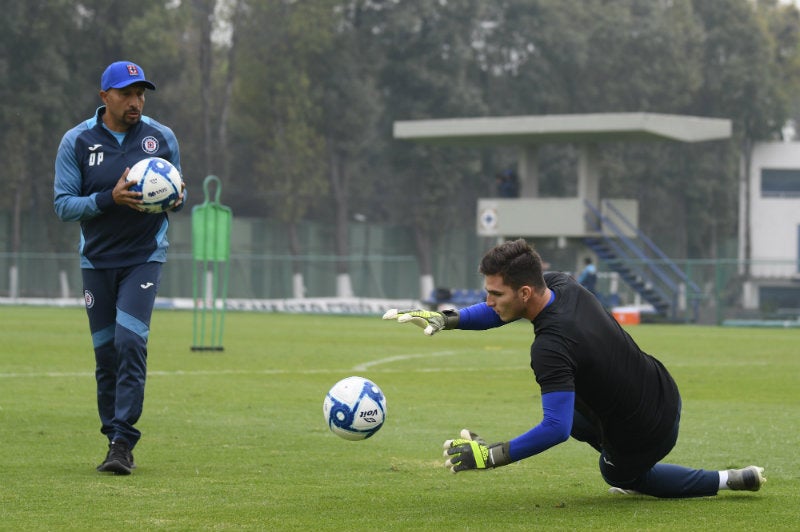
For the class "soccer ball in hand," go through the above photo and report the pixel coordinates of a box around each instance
[126,157,182,213]
[323,376,386,441]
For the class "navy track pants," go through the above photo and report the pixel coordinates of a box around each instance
[82,262,162,448]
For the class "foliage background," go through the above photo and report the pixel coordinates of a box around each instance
[3,0,800,268]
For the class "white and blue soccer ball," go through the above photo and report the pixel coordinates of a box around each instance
[323,376,386,441]
[125,157,182,213]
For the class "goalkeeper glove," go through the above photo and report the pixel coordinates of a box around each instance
[443,429,511,473]
[381,308,459,336]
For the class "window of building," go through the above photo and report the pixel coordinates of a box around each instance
[761,168,800,197]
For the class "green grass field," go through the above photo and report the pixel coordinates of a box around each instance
[1,306,797,531]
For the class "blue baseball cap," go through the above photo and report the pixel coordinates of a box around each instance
[100,61,156,91]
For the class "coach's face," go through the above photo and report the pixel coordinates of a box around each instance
[100,82,147,132]
[484,274,529,322]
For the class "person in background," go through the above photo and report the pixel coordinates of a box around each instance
[383,238,765,498]
[577,256,598,296]
[54,60,184,475]
[496,168,519,198]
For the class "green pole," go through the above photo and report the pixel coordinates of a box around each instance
[191,175,232,351]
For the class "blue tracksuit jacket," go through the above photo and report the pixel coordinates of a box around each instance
[54,106,182,268]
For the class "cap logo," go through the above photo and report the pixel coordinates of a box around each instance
[127,64,140,77]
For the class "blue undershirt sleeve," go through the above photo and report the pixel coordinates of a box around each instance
[508,391,574,462]
[455,302,507,330]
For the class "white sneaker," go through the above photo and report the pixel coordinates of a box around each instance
[608,487,640,495]
[726,466,766,491]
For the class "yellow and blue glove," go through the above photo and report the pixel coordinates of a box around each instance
[443,429,511,473]
[381,308,459,336]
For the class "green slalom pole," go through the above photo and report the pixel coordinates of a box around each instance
[191,175,232,351]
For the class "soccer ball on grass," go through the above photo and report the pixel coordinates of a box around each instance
[125,157,182,213]
[323,376,386,441]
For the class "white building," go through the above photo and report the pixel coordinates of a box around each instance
[740,141,800,310]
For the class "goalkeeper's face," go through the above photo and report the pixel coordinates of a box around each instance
[484,274,529,321]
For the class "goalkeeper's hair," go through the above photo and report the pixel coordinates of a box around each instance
[479,238,546,292]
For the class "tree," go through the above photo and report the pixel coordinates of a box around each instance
[229,0,333,296]
[0,1,93,296]
[311,1,385,297]
[5,0,800,300]
[475,0,794,259]
[376,0,492,298]
[687,0,798,263]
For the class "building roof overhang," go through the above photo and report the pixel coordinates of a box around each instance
[393,112,732,146]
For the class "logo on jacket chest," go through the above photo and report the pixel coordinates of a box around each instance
[88,143,104,166]
[141,136,159,154]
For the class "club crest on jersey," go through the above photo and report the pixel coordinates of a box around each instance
[141,136,159,154]
[84,289,95,309]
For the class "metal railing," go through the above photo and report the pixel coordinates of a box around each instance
[584,200,704,320]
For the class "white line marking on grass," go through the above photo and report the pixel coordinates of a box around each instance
[352,350,458,372]
[0,371,93,378]
[0,369,294,379]
[0,367,520,380]
[0,353,770,380]
[0,350,519,379]
[0,362,458,378]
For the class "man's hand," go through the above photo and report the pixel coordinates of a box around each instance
[112,168,144,211]
[169,181,186,210]
[443,429,510,473]
[381,308,459,336]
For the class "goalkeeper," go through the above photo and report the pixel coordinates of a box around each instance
[383,238,765,498]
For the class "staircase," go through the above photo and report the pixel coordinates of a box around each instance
[583,200,702,321]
